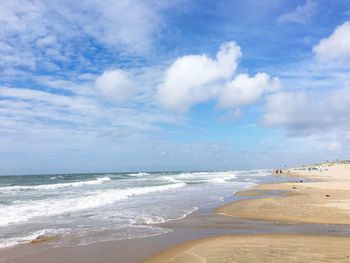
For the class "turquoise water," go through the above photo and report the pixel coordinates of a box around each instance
[0,170,270,248]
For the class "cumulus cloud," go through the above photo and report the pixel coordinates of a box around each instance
[219,73,280,108]
[263,85,350,135]
[313,21,350,63]
[278,0,317,24]
[261,21,350,139]
[157,42,241,112]
[95,69,136,103]
[157,42,279,112]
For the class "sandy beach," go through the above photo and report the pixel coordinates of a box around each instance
[2,1,349,262]
[144,163,350,262]
[2,164,350,263]
[143,234,350,263]
[217,163,350,224]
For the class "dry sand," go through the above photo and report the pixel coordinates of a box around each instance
[143,234,350,263]
[144,163,350,262]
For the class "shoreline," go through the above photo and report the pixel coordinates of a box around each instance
[2,164,350,262]
[217,164,350,225]
[0,173,281,263]
[0,173,312,263]
[143,163,350,262]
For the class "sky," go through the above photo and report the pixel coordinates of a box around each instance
[1,0,350,175]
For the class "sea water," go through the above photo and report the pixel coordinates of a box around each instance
[0,170,271,248]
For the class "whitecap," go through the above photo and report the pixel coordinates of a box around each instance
[0,176,111,192]
[0,182,186,226]
[128,172,150,177]
[0,228,68,249]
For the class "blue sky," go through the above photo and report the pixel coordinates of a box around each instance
[1,0,350,175]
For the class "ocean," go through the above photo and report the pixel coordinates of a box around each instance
[0,170,271,249]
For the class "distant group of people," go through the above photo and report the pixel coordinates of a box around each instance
[275,169,283,174]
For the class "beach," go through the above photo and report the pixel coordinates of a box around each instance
[2,0,349,262]
[0,170,281,262]
[143,235,350,263]
[2,164,350,262]
[144,163,350,262]
[217,163,350,224]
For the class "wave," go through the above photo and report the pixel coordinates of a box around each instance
[130,206,199,226]
[236,169,272,177]
[176,171,237,184]
[128,172,150,177]
[0,177,111,192]
[0,228,68,249]
[159,176,182,184]
[206,178,228,184]
[0,182,186,226]
[50,175,64,180]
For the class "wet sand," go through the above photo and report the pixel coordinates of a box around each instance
[3,210,350,263]
[217,164,350,224]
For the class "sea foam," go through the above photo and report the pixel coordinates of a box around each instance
[0,176,111,192]
[0,228,68,248]
[0,182,185,226]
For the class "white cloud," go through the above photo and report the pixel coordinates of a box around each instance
[0,86,73,105]
[36,35,57,47]
[329,142,342,151]
[95,69,136,103]
[219,73,281,108]
[157,41,279,112]
[263,84,350,135]
[0,0,176,73]
[0,0,56,69]
[0,83,181,152]
[263,91,309,128]
[278,0,317,24]
[313,21,350,63]
[259,21,350,151]
[54,0,164,53]
[157,41,241,112]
